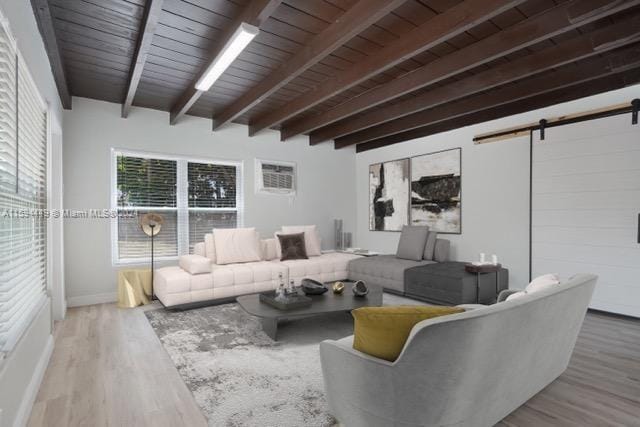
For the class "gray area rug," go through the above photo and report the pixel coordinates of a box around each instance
[145,293,422,427]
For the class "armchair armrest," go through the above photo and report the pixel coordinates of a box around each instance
[178,254,211,275]
[497,289,519,302]
[320,336,396,423]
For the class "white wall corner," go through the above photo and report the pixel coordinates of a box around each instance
[12,334,53,427]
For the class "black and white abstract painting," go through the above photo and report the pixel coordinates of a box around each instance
[369,159,409,231]
[410,148,461,233]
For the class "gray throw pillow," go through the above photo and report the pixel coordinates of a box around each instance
[277,232,308,261]
[423,231,438,260]
[434,239,450,262]
[396,225,429,261]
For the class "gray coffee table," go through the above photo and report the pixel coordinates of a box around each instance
[236,282,382,340]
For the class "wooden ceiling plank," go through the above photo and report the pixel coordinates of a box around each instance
[341,47,640,148]
[332,16,640,147]
[306,0,640,144]
[272,0,527,141]
[169,0,284,125]
[355,69,640,152]
[210,0,407,133]
[31,0,72,109]
[122,0,164,118]
[347,46,640,149]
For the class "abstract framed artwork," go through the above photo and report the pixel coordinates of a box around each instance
[369,158,409,231]
[410,148,461,234]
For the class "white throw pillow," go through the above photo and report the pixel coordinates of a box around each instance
[526,273,560,293]
[281,225,322,256]
[204,233,216,263]
[505,291,528,302]
[261,238,278,261]
[213,228,262,265]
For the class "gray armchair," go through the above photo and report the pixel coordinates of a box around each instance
[320,274,597,427]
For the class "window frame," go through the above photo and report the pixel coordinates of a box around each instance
[110,148,243,265]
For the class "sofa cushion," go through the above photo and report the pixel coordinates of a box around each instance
[396,225,429,261]
[277,232,308,261]
[193,242,206,257]
[352,305,465,361]
[282,225,322,256]
[348,255,434,293]
[434,239,450,262]
[261,238,278,261]
[213,228,261,265]
[280,252,360,285]
[505,274,561,302]
[423,231,438,260]
[179,254,211,274]
[204,233,216,263]
[505,291,527,301]
[526,273,560,293]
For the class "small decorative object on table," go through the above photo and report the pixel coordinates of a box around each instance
[352,280,369,297]
[259,290,312,310]
[332,281,345,294]
[301,278,328,295]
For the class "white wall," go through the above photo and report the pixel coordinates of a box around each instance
[355,85,640,289]
[63,97,357,305]
[0,1,63,425]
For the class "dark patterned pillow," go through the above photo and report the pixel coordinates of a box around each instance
[277,232,308,261]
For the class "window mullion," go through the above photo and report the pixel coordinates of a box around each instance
[177,159,188,255]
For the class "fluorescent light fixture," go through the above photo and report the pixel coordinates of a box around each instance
[195,22,259,91]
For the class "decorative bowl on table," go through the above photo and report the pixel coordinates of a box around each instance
[301,278,328,295]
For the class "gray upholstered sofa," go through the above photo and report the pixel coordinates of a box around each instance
[347,233,450,294]
[320,273,597,427]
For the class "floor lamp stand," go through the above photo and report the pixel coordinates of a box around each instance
[150,223,155,300]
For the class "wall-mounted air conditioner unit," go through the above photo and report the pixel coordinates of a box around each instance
[255,159,296,195]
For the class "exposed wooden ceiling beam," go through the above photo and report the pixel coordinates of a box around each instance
[308,0,640,145]
[261,0,527,139]
[169,0,283,125]
[210,0,408,133]
[353,55,640,153]
[333,18,640,147]
[356,69,640,153]
[30,0,72,109]
[121,0,164,118]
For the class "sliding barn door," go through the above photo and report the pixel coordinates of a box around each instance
[532,114,640,317]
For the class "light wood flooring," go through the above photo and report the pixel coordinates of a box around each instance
[28,304,639,426]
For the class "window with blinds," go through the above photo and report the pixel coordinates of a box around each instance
[112,151,242,263]
[0,18,49,355]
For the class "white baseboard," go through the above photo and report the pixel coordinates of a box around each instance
[13,334,54,427]
[67,292,117,308]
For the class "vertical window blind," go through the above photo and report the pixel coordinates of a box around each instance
[112,151,242,263]
[0,18,49,355]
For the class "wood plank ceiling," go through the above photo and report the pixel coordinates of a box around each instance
[33,0,640,152]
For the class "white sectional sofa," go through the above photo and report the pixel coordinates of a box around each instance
[154,227,360,308]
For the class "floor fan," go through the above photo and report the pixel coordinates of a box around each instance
[139,213,164,299]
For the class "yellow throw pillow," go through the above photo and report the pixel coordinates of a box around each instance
[352,305,465,362]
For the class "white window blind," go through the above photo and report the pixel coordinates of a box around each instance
[187,161,238,251]
[112,151,242,263]
[0,17,48,355]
